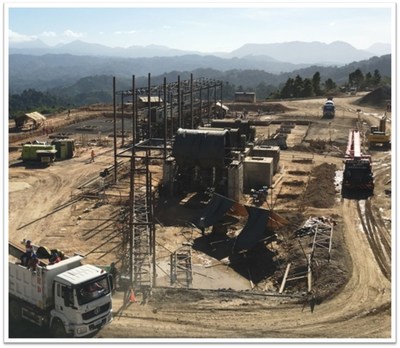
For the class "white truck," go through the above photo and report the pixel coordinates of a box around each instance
[322,99,335,118]
[9,242,113,338]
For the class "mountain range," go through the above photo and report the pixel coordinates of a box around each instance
[9,39,391,65]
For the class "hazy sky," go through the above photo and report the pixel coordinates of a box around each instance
[7,3,393,53]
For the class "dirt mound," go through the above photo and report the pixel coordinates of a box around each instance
[356,86,391,107]
[303,163,337,208]
[226,102,294,113]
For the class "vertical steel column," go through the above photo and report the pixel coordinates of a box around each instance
[113,77,118,183]
[121,93,125,147]
[207,80,211,121]
[148,73,152,139]
[170,91,173,137]
[163,77,167,160]
[190,73,193,129]
[128,145,135,284]
[220,82,223,118]
[199,85,203,125]
[132,75,136,145]
[178,75,181,129]
[214,82,217,119]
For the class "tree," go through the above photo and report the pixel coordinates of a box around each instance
[348,68,364,88]
[373,69,381,86]
[280,78,294,98]
[324,78,336,92]
[312,72,321,96]
[302,78,314,97]
[293,75,304,98]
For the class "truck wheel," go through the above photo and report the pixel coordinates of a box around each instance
[9,300,21,322]
[51,318,68,338]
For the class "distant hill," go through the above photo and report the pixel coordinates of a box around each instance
[366,43,391,56]
[8,53,309,93]
[9,39,385,65]
[223,41,374,64]
[39,54,390,107]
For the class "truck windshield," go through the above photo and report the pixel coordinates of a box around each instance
[76,276,110,305]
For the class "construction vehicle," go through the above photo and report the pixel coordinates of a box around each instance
[9,240,113,338]
[342,129,374,192]
[367,114,391,149]
[322,98,335,118]
[21,143,57,164]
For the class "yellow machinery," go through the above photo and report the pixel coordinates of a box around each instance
[368,114,391,149]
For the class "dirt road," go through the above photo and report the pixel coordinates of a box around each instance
[8,95,392,340]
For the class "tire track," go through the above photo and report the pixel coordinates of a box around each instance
[356,200,391,280]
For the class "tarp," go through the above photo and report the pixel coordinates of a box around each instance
[233,206,274,253]
[172,128,229,168]
[15,111,46,128]
[194,193,235,228]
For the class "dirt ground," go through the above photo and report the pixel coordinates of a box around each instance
[7,94,392,341]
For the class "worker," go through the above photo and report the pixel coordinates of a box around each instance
[20,240,33,266]
[27,252,39,272]
[109,262,119,294]
[49,252,61,265]
[90,149,95,162]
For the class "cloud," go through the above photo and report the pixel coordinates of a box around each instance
[329,22,336,27]
[41,31,56,38]
[63,29,84,38]
[115,30,137,35]
[9,29,37,42]
[162,25,171,30]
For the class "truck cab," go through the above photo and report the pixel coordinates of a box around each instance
[51,264,113,337]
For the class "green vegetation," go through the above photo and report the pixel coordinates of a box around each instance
[9,89,71,118]
[273,68,387,99]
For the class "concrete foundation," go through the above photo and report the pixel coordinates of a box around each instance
[244,156,273,192]
[251,145,280,173]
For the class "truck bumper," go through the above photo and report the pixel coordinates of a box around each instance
[72,312,113,337]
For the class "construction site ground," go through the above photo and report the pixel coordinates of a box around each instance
[7,93,392,340]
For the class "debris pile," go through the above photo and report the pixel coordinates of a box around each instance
[295,216,335,238]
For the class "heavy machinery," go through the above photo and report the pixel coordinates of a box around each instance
[342,129,374,193]
[367,114,391,149]
[9,240,113,338]
[21,143,57,164]
[322,98,335,118]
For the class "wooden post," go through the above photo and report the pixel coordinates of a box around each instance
[307,254,312,293]
[279,263,291,294]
